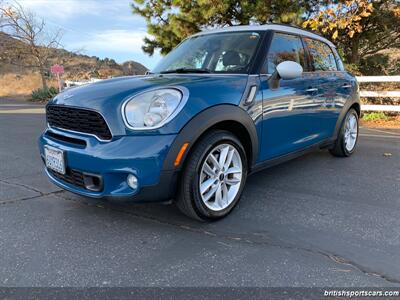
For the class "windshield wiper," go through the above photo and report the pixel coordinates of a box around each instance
[160,68,211,74]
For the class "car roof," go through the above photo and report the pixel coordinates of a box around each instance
[192,24,336,49]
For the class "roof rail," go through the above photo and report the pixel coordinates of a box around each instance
[265,21,302,29]
[194,23,336,48]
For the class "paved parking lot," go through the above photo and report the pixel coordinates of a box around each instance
[0,99,399,287]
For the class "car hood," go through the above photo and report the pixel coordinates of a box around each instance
[50,74,249,135]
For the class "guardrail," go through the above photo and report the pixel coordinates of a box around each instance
[356,76,400,112]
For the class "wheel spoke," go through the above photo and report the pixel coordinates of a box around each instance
[226,167,241,175]
[224,149,234,170]
[350,116,356,129]
[219,146,229,169]
[222,183,229,205]
[346,135,351,146]
[203,162,216,177]
[226,177,240,186]
[202,185,218,202]
[200,178,217,195]
[208,154,220,171]
[215,184,223,208]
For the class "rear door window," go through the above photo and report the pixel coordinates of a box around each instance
[304,38,337,71]
[266,33,306,74]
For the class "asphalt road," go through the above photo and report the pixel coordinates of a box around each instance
[0,98,399,287]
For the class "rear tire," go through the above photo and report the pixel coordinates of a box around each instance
[176,130,248,221]
[329,108,359,157]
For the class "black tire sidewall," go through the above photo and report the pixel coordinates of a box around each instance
[187,131,248,220]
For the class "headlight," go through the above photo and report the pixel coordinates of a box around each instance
[122,88,187,130]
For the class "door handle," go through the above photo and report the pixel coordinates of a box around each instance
[306,87,318,93]
[342,84,352,89]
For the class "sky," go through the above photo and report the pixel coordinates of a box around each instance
[17,0,162,70]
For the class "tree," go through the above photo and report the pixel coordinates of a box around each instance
[132,0,325,55]
[303,0,400,66]
[0,1,62,89]
[134,0,400,75]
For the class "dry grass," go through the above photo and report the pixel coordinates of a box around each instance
[361,115,400,128]
[0,33,147,98]
[0,73,57,97]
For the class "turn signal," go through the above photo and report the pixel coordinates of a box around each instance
[174,143,189,167]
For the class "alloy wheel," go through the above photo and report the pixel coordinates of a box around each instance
[199,144,243,211]
[344,113,358,152]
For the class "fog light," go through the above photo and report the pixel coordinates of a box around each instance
[127,174,138,190]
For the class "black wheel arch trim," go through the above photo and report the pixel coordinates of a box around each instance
[162,104,259,172]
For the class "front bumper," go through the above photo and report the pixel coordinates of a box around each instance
[39,127,178,202]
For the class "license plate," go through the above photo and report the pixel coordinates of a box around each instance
[45,146,65,174]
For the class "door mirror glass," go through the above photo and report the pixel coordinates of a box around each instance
[276,61,303,80]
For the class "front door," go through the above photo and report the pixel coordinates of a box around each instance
[259,32,321,161]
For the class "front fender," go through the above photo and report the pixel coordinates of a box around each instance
[162,104,259,172]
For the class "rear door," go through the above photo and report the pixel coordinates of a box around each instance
[303,37,343,139]
[258,32,321,161]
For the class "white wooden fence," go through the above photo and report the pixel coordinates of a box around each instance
[62,75,399,112]
[356,76,400,112]
[64,78,102,88]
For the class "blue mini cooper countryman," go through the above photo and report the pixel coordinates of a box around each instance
[39,24,360,220]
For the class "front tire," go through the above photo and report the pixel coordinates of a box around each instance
[329,108,359,157]
[176,130,248,221]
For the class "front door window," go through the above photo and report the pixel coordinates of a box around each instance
[265,33,306,74]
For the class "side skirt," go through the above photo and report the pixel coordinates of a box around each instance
[250,138,335,175]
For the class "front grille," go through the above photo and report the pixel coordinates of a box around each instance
[48,168,85,189]
[46,105,112,140]
[46,131,87,147]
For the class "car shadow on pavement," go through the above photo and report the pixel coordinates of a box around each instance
[57,150,324,233]
[54,144,400,285]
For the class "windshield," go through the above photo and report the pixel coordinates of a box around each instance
[152,31,263,74]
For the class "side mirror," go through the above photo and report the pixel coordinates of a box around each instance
[276,61,303,80]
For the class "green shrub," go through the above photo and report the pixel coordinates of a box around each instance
[31,87,58,102]
[362,112,389,122]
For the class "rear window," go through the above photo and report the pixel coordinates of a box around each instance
[304,38,337,71]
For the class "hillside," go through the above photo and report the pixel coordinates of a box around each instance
[0,32,148,97]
